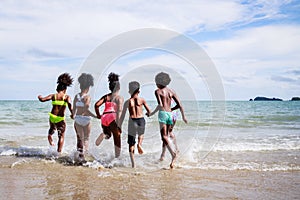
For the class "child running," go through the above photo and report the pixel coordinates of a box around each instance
[119,81,151,168]
[94,72,124,158]
[149,99,181,161]
[38,73,74,153]
[73,73,97,159]
[150,72,187,169]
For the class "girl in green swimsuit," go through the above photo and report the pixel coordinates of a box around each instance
[38,73,74,153]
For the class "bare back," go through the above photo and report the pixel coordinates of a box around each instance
[155,87,175,112]
[128,97,149,118]
[51,92,68,116]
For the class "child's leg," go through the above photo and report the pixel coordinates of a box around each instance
[96,126,111,146]
[169,132,179,153]
[160,123,177,168]
[160,143,167,161]
[57,133,65,153]
[48,134,55,146]
[75,123,84,157]
[48,123,55,146]
[83,124,91,153]
[136,118,145,155]
[111,123,121,158]
[169,121,179,152]
[137,134,144,154]
[95,133,105,146]
[160,123,174,153]
[168,125,177,169]
[129,144,135,168]
[57,121,66,153]
[57,131,65,153]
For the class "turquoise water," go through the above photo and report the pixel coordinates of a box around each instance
[0,100,299,171]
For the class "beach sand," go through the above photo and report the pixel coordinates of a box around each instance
[0,156,299,200]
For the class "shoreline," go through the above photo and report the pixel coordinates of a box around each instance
[1,156,299,199]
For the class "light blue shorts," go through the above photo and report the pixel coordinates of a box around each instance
[158,111,173,125]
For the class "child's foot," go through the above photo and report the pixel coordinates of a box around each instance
[95,134,104,146]
[137,145,144,154]
[159,155,164,161]
[48,135,55,146]
[170,152,177,169]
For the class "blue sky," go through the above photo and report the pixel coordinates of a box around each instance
[0,0,299,100]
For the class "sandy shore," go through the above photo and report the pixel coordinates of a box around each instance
[0,156,299,200]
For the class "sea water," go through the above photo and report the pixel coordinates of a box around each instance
[0,100,299,171]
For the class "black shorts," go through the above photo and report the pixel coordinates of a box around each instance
[127,117,145,146]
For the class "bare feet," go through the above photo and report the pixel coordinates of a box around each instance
[95,133,104,146]
[137,144,144,154]
[159,155,164,161]
[48,135,55,146]
[170,152,177,169]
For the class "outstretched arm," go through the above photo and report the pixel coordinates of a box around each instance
[38,94,53,102]
[147,105,159,117]
[172,94,188,124]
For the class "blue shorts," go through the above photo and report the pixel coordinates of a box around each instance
[158,111,173,125]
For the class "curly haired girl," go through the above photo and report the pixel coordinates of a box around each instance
[38,73,74,153]
[73,73,97,159]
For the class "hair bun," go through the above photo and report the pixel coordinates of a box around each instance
[108,72,119,82]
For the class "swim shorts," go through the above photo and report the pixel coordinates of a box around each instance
[158,111,173,125]
[127,117,145,146]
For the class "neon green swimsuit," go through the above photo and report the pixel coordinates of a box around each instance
[52,94,68,106]
[49,113,65,123]
[49,94,67,123]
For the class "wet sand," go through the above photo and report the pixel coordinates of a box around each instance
[0,156,299,200]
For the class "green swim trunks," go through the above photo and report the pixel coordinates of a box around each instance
[158,111,173,125]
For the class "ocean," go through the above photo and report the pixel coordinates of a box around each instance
[0,100,299,199]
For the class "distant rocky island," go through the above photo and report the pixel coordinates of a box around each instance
[291,97,300,101]
[252,97,283,101]
[249,96,300,101]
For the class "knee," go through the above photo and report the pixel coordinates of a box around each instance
[84,135,89,141]
[129,145,135,153]
[161,135,168,143]
[48,128,55,135]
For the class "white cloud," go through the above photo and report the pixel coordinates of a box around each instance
[203,24,300,99]
[205,25,300,60]
[0,0,297,99]
[0,0,291,59]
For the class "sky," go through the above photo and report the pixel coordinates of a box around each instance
[0,0,299,100]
